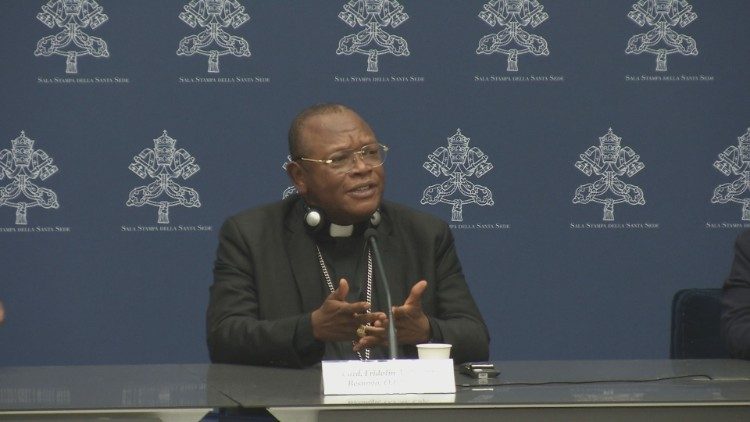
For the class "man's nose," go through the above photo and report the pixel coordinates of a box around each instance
[348,152,370,174]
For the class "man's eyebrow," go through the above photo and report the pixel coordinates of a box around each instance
[329,141,378,152]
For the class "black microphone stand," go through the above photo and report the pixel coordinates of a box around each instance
[365,228,398,359]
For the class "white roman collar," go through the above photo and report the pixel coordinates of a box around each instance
[329,223,354,238]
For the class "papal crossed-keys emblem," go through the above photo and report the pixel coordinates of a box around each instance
[712,128,750,221]
[626,0,699,72]
[0,131,60,225]
[421,129,494,222]
[126,131,201,224]
[34,0,110,74]
[337,0,410,73]
[177,0,251,73]
[572,128,646,221]
[476,0,550,72]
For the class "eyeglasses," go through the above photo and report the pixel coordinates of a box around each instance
[296,143,388,174]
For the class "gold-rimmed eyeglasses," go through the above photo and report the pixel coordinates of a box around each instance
[295,143,389,174]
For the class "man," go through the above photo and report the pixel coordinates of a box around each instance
[207,103,489,367]
[723,230,750,358]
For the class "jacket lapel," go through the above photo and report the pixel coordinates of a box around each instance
[284,206,326,313]
[374,206,408,308]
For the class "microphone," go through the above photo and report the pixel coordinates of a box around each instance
[364,228,398,359]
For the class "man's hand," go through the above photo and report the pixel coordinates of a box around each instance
[354,280,431,351]
[353,318,387,352]
[0,301,4,325]
[311,279,385,342]
[393,280,430,345]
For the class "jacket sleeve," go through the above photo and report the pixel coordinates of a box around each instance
[206,217,324,367]
[722,231,750,359]
[427,223,490,363]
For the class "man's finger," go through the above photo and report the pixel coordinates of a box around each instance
[331,279,349,301]
[355,312,386,325]
[362,325,386,337]
[392,305,405,319]
[357,325,386,338]
[403,280,427,306]
[343,301,372,316]
[354,338,384,351]
[353,331,388,351]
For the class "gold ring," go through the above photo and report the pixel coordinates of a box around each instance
[356,324,367,338]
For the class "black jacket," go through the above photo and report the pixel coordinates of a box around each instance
[207,195,489,367]
[723,230,750,358]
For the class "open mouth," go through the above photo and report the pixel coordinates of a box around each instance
[348,183,377,197]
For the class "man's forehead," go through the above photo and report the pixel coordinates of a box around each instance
[302,111,375,146]
[308,110,366,130]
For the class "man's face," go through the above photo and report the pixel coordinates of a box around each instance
[290,110,385,225]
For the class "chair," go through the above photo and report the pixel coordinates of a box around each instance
[670,288,731,359]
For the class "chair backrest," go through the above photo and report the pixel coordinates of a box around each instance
[670,288,730,359]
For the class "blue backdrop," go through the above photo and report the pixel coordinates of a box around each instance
[1,0,749,365]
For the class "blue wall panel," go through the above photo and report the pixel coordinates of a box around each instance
[0,0,748,365]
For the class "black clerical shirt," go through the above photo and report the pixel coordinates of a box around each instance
[293,228,388,360]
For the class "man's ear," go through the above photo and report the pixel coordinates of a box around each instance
[287,161,307,195]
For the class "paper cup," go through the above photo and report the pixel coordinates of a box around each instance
[417,343,452,359]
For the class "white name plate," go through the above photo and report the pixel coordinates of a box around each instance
[322,359,456,395]
[323,393,456,405]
